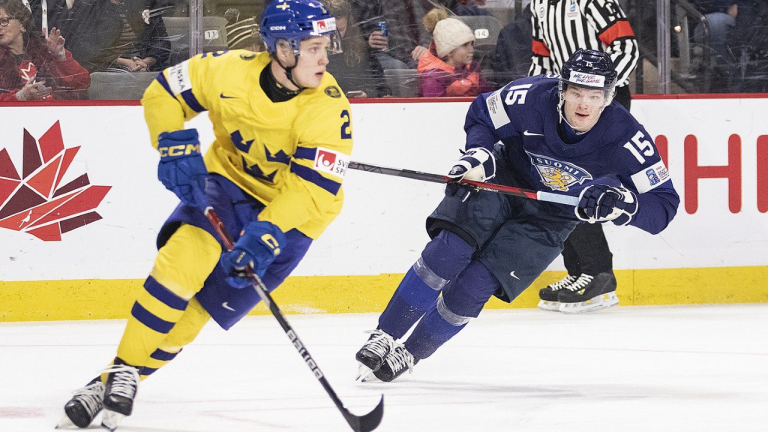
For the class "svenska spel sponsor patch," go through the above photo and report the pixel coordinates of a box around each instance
[312,18,336,33]
[314,147,349,179]
[631,161,670,193]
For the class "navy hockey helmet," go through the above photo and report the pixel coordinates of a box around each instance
[559,49,618,106]
[260,0,342,55]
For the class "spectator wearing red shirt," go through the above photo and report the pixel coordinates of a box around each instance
[0,0,89,101]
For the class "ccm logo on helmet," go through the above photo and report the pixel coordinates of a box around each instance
[270,25,286,30]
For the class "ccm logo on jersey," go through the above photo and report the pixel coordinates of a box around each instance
[314,147,349,179]
[159,144,200,158]
[631,161,670,193]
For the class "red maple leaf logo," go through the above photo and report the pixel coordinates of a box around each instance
[0,121,111,241]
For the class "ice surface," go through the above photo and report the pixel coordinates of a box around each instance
[1,304,767,432]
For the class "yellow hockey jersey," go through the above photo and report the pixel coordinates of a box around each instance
[142,50,353,239]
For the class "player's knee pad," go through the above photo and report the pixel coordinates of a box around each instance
[417,230,475,291]
[440,261,500,320]
[151,224,221,299]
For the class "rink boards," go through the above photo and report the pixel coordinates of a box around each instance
[1,96,766,321]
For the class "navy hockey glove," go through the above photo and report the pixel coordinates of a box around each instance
[447,147,496,182]
[576,184,638,226]
[157,129,208,208]
[220,220,287,289]
[446,147,496,202]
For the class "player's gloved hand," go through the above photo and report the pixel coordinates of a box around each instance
[445,147,496,202]
[219,220,287,289]
[447,147,496,182]
[575,184,638,226]
[157,129,208,208]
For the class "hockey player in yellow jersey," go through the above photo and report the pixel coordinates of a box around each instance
[59,1,352,430]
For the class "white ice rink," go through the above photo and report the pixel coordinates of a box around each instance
[2,304,768,432]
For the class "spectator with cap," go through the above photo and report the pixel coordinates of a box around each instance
[0,0,89,100]
[417,8,489,97]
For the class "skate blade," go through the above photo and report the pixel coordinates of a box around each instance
[55,414,75,429]
[356,363,375,382]
[559,293,619,314]
[537,300,561,312]
[101,410,125,432]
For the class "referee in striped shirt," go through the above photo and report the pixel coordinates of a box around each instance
[529,0,639,312]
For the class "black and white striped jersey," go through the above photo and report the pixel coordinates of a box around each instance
[528,0,639,87]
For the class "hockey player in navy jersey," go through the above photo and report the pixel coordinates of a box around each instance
[59,0,354,430]
[355,49,679,383]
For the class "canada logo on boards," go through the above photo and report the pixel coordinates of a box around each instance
[0,121,111,241]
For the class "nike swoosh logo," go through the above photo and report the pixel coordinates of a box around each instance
[523,130,544,136]
[220,93,236,99]
[509,271,520,280]
[222,302,235,311]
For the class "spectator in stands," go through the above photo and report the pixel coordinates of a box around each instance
[0,0,89,100]
[350,0,432,70]
[19,0,69,37]
[418,8,489,97]
[441,0,491,16]
[322,0,387,97]
[64,0,171,73]
[729,0,768,92]
[492,0,531,85]
[691,0,738,92]
[223,8,261,52]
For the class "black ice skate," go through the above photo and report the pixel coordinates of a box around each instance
[371,343,416,383]
[355,329,396,381]
[537,274,578,312]
[558,272,618,313]
[56,377,104,429]
[101,359,141,431]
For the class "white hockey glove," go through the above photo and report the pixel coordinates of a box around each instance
[447,147,496,182]
[576,184,638,226]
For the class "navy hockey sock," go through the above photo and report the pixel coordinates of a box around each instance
[403,260,500,360]
[404,304,466,360]
[378,231,475,339]
[378,268,440,339]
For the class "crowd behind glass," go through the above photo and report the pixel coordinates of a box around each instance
[0,0,765,101]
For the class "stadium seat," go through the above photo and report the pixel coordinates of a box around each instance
[164,16,229,64]
[456,15,503,47]
[383,69,420,97]
[87,72,158,100]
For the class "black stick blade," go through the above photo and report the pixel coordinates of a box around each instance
[342,395,384,432]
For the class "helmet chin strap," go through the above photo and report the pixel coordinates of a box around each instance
[275,52,305,91]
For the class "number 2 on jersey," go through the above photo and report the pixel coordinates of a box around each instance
[340,110,352,139]
[623,131,654,163]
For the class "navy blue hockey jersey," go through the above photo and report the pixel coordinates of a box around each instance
[464,75,679,234]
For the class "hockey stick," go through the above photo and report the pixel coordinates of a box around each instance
[348,161,580,206]
[202,206,384,432]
